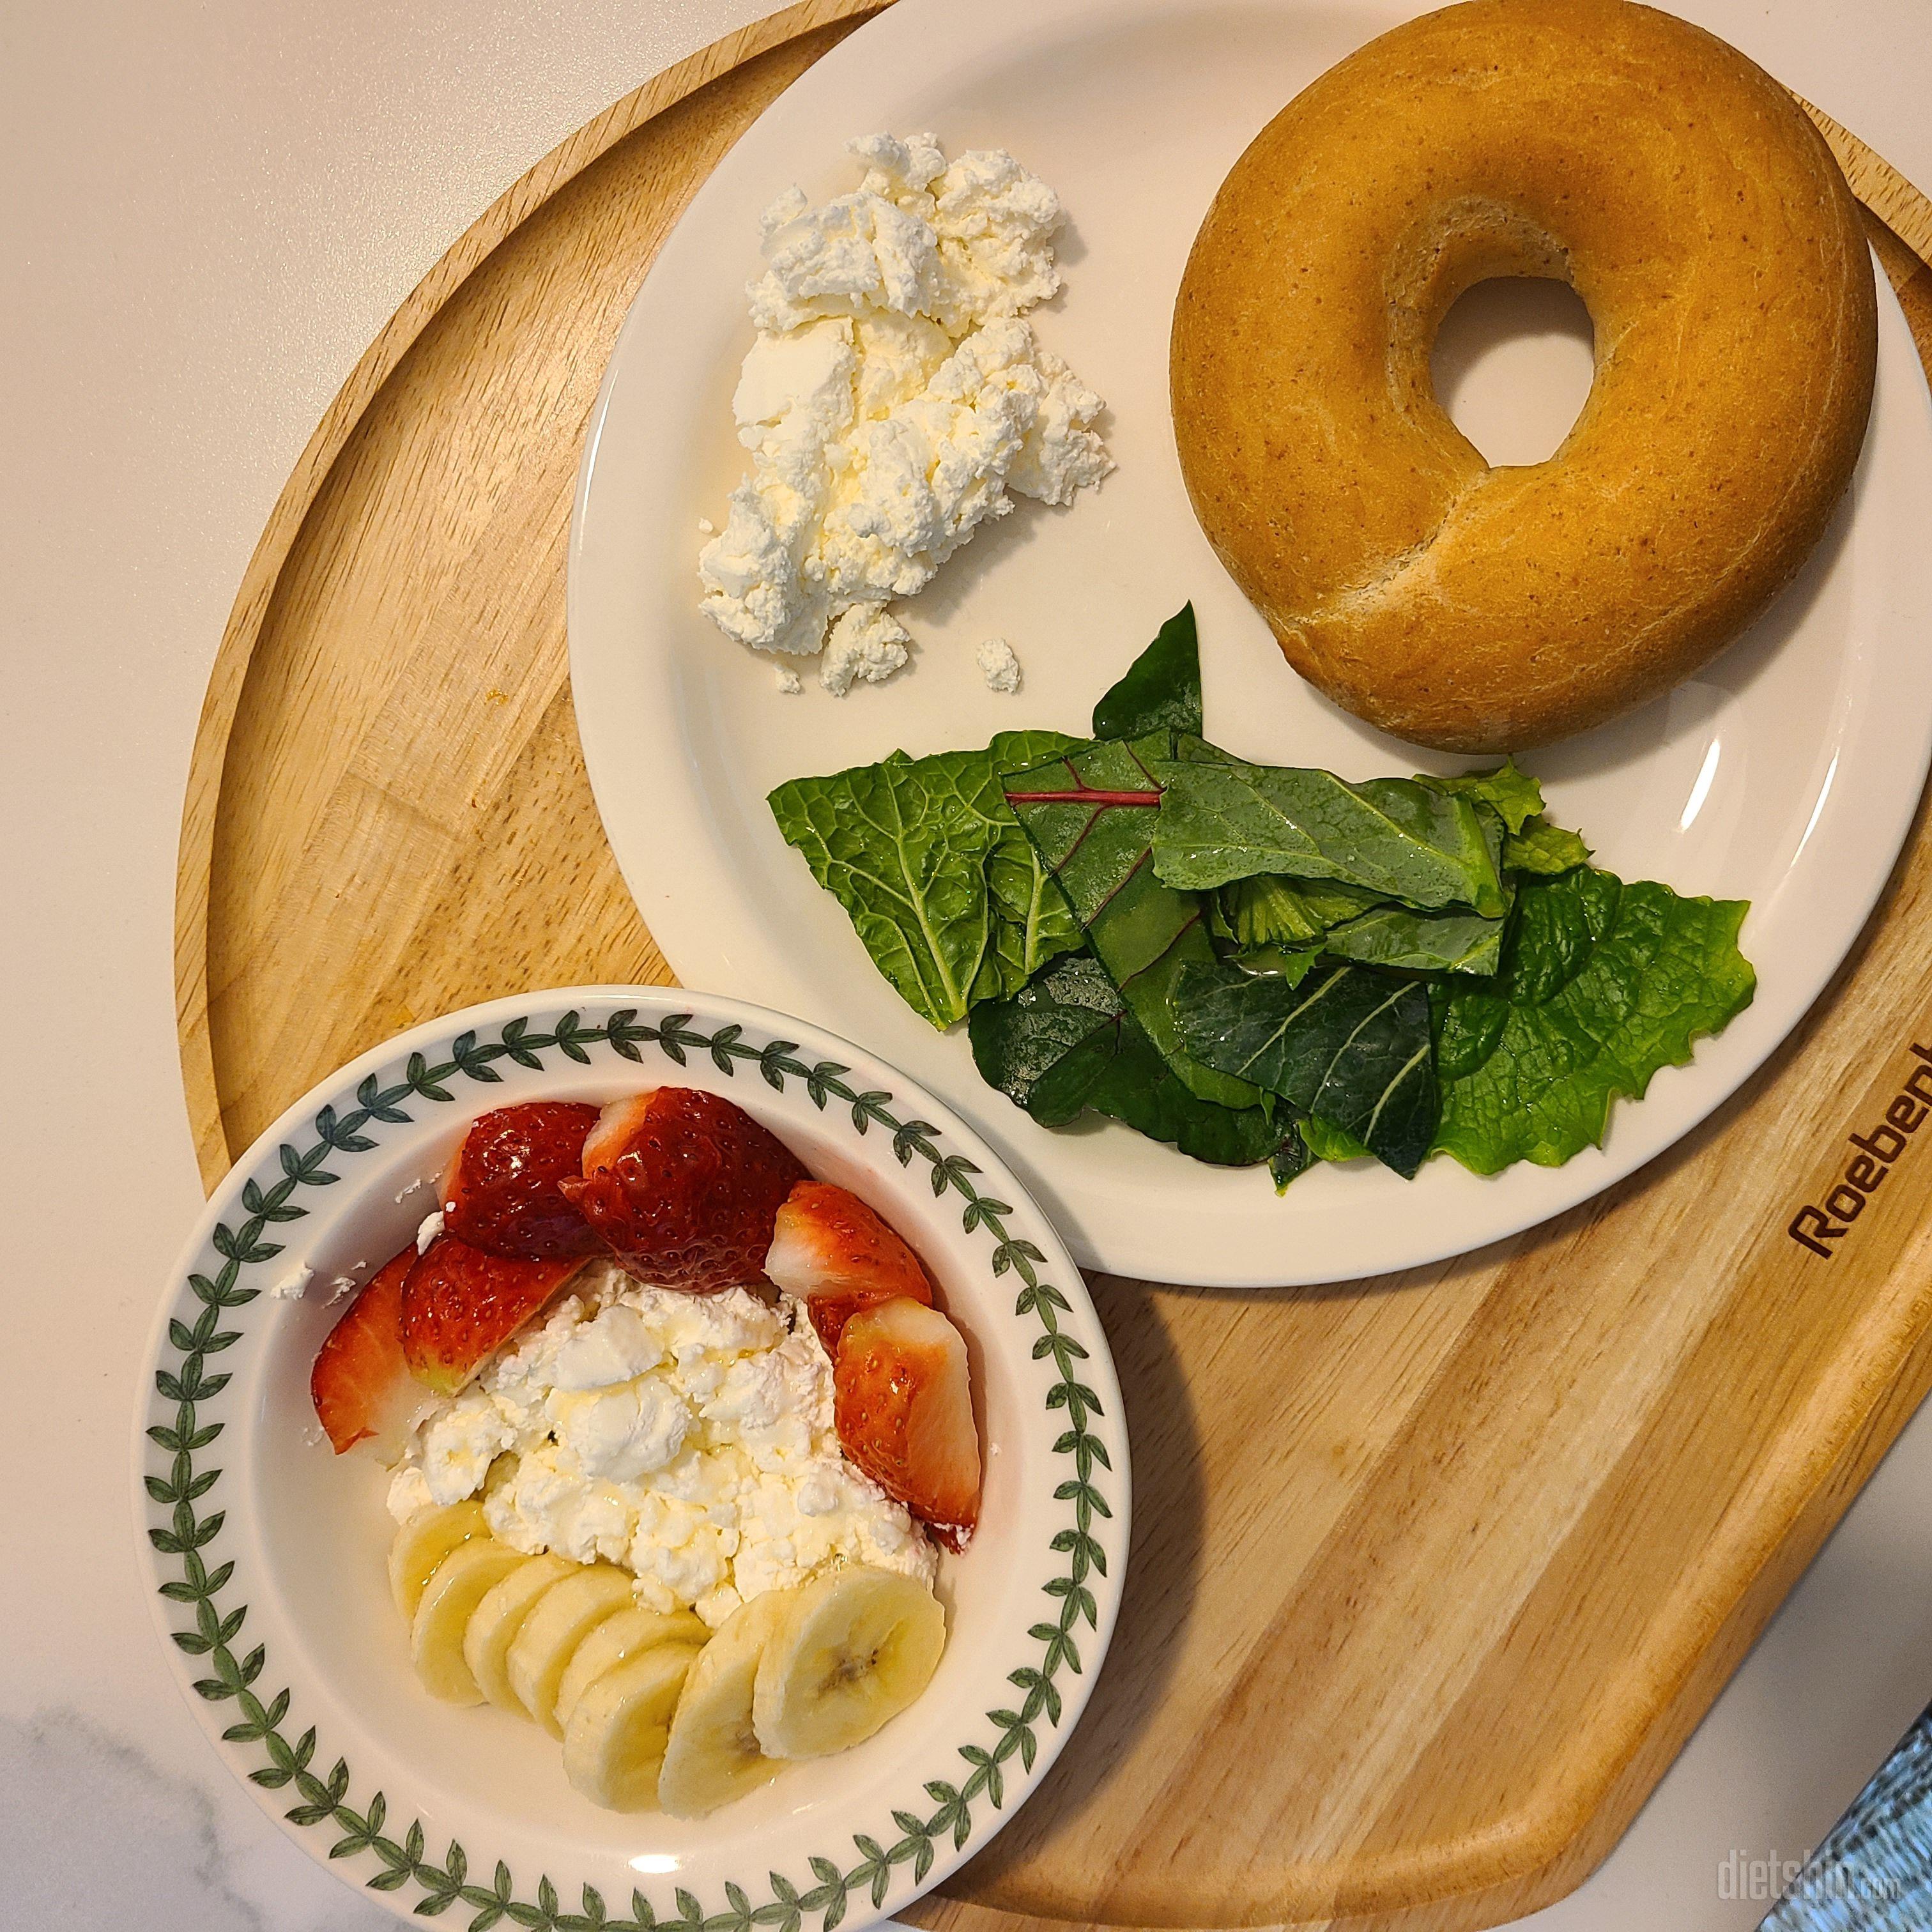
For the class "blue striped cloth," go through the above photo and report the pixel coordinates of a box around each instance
[1761,1706,1932,1927]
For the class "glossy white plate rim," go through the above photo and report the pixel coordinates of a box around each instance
[133,986,1128,1931]
[569,0,1932,1287]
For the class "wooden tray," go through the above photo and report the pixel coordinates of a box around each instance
[174,6,1932,1928]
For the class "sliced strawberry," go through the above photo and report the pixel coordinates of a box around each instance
[558,1088,806,1294]
[310,1247,422,1456]
[833,1297,980,1551]
[399,1234,590,1395]
[580,1091,657,1175]
[765,1180,935,1352]
[441,1101,604,1259]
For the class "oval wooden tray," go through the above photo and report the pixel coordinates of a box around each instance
[175,7,1932,1929]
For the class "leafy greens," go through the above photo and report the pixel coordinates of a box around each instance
[768,603,1754,1192]
[1174,959,1438,1176]
[1152,755,1510,915]
[1000,733,1261,1112]
[768,730,1082,1028]
[969,953,1289,1166]
[1432,866,1755,1172]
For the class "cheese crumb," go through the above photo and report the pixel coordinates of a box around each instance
[267,1264,313,1301]
[775,665,802,694]
[698,133,1110,689]
[415,1209,445,1255]
[820,604,910,696]
[976,636,1022,693]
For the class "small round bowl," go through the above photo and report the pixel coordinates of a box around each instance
[134,987,1130,1930]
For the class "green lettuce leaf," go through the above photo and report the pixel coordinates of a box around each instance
[1423,760,1544,834]
[1172,959,1439,1176]
[1298,1115,1370,1162]
[1217,873,1384,946]
[1502,817,1593,877]
[969,954,1287,1166]
[768,728,1082,1029]
[1152,755,1508,915]
[1002,733,1261,1111]
[1432,866,1756,1173]
[1091,603,1202,739]
[1269,1134,1319,1190]
[1321,901,1506,976]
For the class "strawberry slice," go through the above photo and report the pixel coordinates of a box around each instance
[399,1234,590,1395]
[765,1180,935,1352]
[833,1297,980,1551]
[310,1246,423,1456]
[558,1088,806,1294]
[441,1101,604,1259]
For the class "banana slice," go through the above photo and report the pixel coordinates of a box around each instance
[409,1538,530,1703]
[555,1606,709,1733]
[753,1567,946,1760]
[461,1552,577,1716]
[388,1500,489,1621]
[506,1565,639,1738]
[659,1589,797,1818]
[562,1642,704,1812]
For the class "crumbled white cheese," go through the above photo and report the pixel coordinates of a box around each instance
[415,1209,444,1255]
[820,604,910,695]
[698,132,1110,687]
[697,517,715,535]
[387,1265,937,1625]
[976,636,1022,693]
[267,1264,313,1301]
[775,665,802,694]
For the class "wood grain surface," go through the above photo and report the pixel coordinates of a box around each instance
[172,6,1932,1928]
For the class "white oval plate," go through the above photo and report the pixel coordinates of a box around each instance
[569,0,1932,1287]
[135,988,1128,1931]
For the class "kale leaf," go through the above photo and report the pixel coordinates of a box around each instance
[1432,866,1755,1172]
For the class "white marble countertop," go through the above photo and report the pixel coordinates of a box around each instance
[7,1,1932,1924]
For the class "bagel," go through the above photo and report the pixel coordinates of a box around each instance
[1170,0,1877,752]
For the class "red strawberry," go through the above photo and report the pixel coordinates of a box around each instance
[833,1297,980,1551]
[558,1089,806,1294]
[441,1101,603,1259]
[310,1247,423,1456]
[399,1235,590,1395]
[765,1181,935,1352]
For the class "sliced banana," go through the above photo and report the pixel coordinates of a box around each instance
[506,1565,639,1738]
[555,1606,709,1733]
[659,1589,797,1818]
[753,1567,946,1761]
[388,1500,489,1621]
[461,1552,578,1717]
[409,1538,530,1703]
[562,1642,704,1812]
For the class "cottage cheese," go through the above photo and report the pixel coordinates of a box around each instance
[386,1264,937,1627]
[698,133,1111,690]
[976,636,1022,694]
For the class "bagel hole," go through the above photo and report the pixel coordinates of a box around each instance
[1431,277,1596,468]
